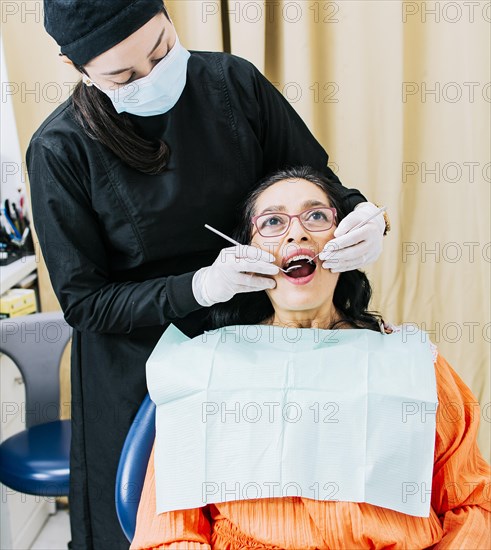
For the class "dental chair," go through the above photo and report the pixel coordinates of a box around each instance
[115,393,155,542]
[0,311,72,497]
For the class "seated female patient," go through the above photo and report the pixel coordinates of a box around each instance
[130,166,491,549]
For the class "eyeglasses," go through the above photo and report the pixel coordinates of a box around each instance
[251,207,337,237]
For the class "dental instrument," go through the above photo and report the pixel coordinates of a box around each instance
[204,224,302,273]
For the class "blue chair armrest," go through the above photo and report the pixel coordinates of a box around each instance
[115,394,156,542]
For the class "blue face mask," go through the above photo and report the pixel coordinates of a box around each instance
[89,33,190,117]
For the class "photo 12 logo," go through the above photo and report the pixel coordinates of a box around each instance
[1,1,44,24]
[201,2,340,25]
[402,2,491,24]
[202,479,340,502]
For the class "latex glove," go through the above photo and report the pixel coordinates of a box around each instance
[319,202,385,272]
[192,245,279,307]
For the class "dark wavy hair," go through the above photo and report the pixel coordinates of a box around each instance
[70,4,170,175]
[205,166,384,333]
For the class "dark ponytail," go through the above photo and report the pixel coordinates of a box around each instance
[70,5,170,175]
[205,166,385,333]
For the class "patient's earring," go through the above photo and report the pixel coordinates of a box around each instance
[82,75,93,87]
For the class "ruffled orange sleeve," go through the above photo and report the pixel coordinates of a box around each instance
[130,443,212,550]
[430,353,491,549]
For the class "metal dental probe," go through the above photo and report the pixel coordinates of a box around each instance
[204,224,302,273]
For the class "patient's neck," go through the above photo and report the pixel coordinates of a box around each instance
[266,301,346,329]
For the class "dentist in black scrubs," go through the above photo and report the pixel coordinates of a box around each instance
[27,1,388,548]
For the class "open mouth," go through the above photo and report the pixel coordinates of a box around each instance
[283,257,317,279]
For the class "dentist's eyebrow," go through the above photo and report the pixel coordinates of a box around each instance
[100,26,166,76]
[259,200,328,214]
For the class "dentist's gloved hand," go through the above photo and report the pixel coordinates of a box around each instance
[319,202,385,273]
[192,245,280,307]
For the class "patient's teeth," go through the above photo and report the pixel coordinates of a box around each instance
[285,254,314,267]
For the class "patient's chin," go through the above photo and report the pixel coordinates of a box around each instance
[273,293,326,311]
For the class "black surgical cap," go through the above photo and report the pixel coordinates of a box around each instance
[44,0,166,65]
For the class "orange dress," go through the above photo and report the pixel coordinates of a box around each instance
[130,353,491,549]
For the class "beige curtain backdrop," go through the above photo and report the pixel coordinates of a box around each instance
[2,0,489,460]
